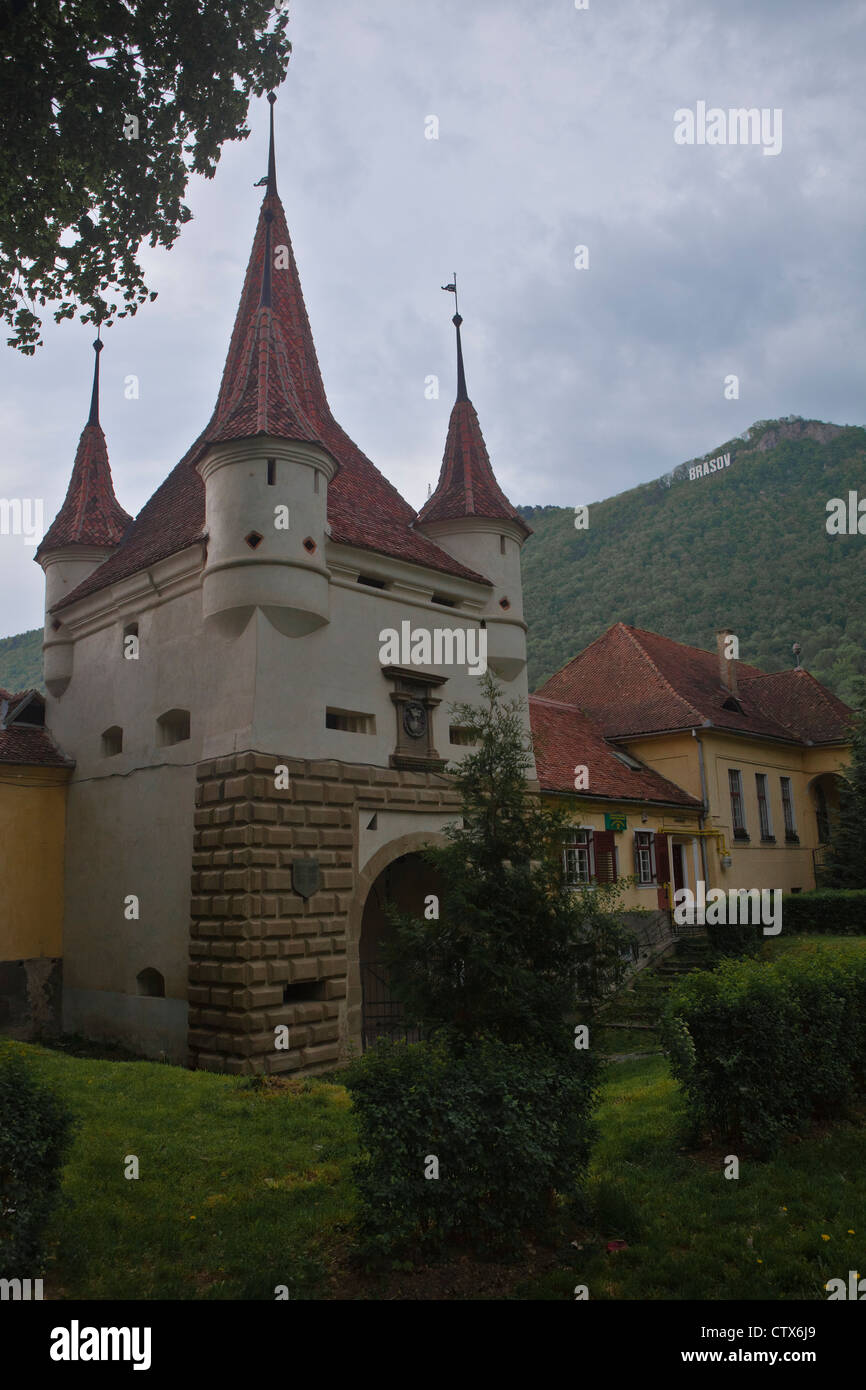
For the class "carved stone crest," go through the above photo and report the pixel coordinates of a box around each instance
[292,857,320,900]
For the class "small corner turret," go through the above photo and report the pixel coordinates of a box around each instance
[35,336,131,695]
[415,286,531,680]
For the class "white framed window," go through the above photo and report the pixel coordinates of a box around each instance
[634,830,656,884]
[755,773,773,839]
[780,776,798,840]
[563,828,593,886]
[729,768,747,837]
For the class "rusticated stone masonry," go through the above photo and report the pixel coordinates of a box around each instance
[188,752,460,1076]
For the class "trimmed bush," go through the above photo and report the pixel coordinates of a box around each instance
[705,918,763,958]
[781,889,866,935]
[345,1036,600,1262]
[0,1051,77,1276]
[661,946,866,1153]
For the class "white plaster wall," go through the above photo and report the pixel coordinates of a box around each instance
[251,575,535,769]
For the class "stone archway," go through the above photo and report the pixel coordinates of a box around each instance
[345,832,445,1055]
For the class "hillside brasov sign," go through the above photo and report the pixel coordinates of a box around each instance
[688,452,731,481]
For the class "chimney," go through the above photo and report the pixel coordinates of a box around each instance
[717,628,738,695]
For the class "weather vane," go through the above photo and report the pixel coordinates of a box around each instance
[441,273,459,319]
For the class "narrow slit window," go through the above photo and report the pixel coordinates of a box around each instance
[325,708,374,734]
[267,458,276,485]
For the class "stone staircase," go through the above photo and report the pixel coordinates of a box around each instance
[593,934,711,1059]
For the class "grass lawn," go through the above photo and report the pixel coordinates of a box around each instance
[521,1056,866,1299]
[0,1040,356,1300]
[4,934,865,1300]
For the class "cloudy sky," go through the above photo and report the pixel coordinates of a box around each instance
[2,0,864,638]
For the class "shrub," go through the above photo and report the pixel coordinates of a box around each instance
[705,918,763,958]
[345,1036,600,1262]
[661,947,866,1153]
[0,1051,76,1277]
[781,889,866,935]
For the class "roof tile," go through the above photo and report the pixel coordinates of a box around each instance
[537,623,853,745]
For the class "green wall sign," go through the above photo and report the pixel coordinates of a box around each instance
[604,813,627,833]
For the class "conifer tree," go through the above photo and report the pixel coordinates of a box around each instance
[382,672,634,1052]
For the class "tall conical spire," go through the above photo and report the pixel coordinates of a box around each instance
[416,299,529,534]
[204,89,329,448]
[35,338,131,562]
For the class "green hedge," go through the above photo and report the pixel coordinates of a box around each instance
[781,889,866,935]
[661,947,866,1153]
[0,1051,76,1276]
[345,1036,600,1262]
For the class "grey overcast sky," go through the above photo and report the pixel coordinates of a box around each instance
[2,0,864,638]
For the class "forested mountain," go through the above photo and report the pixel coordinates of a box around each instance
[0,628,42,694]
[520,417,866,703]
[1,418,863,706]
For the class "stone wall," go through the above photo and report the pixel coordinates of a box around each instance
[188,752,460,1076]
[0,956,62,1038]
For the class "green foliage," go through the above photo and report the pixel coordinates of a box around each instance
[817,702,866,889]
[522,422,866,705]
[382,673,635,1049]
[0,1,291,352]
[0,1052,77,1276]
[344,1035,599,1262]
[0,629,43,694]
[782,890,866,934]
[347,675,618,1261]
[661,947,866,1153]
[705,918,763,958]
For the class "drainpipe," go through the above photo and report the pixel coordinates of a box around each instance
[692,728,711,886]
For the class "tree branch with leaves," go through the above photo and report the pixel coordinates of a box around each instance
[0,0,290,352]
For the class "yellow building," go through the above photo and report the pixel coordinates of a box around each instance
[0,689,72,1037]
[531,694,704,915]
[536,624,853,900]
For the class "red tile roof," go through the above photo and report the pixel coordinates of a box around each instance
[417,396,529,533]
[530,696,702,806]
[36,418,131,561]
[536,623,853,745]
[743,668,855,744]
[54,191,491,611]
[0,690,73,768]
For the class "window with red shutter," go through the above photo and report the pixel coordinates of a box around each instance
[593,829,617,884]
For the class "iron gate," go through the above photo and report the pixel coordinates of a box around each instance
[360,958,421,1050]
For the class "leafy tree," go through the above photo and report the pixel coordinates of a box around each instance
[817,682,866,889]
[0,0,291,352]
[382,672,635,1051]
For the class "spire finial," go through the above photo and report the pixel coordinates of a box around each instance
[441,274,468,402]
[266,90,278,197]
[88,332,104,426]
